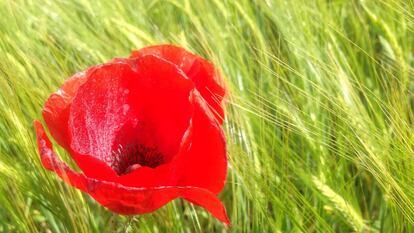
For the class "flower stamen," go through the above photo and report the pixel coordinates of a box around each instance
[111,144,165,175]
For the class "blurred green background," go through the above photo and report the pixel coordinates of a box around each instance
[1,0,414,232]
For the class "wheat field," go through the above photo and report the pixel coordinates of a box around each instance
[1,0,414,232]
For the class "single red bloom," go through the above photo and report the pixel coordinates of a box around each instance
[34,45,229,224]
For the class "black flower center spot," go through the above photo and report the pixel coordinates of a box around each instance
[111,144,165,175]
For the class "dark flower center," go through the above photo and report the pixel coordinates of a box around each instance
[111,144,165,175]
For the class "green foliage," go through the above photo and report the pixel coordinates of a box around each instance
[1,0,414,232]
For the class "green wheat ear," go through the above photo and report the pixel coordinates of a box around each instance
[312,176,375,233]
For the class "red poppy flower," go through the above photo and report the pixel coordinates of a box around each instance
[33,45,229,224]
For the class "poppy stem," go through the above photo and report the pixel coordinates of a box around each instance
[123,216,135,233]
[107,213,118,233]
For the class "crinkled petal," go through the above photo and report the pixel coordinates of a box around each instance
[42,71,88,149]
[131,45,226,124]
[34,120,230,225]
[34,120,88,191]
[41,69,117,181]
[68,62,138,167]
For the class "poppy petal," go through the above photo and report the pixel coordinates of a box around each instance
[174,90,227,194]
[70,151,118,181]
[116,89,227,191]
[42,71,88,149]
[34,121,230,225]
[131,45,226,123]
[69,57,194,175]
[131,45,198,74]
[34,120,87,191]
[129,55,194,162]
[41,70,120,181]
[92,185,231,225]
[68,62,138,169]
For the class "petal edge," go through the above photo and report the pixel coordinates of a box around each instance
[34,120,230,225]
